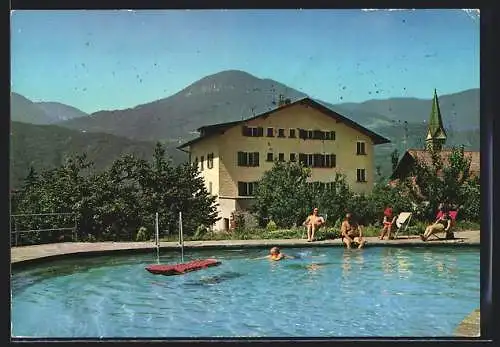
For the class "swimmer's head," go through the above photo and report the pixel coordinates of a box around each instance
[270,247,280,255]
[313,207,319,215]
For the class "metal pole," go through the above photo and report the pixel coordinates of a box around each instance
[179,211,184,263]
[73,214,78,242]
[14,217,18,247]
[155,212,160,263]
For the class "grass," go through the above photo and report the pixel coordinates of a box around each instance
[159,221,480,242]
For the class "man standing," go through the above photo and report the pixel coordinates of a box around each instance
[303,207,325,242]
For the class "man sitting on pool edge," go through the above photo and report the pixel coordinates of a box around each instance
[341,213,366,249]
[303,207,325,242]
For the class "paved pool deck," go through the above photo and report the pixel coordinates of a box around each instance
[11,230,479,265]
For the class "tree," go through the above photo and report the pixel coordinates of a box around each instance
[391,149,400,172]
[403,145,478,221]
[253,161,311,228]
[306,173,353,225]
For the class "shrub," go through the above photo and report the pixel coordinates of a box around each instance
[266,220,278,231]
[135,226,150,241]
[193,224,209,239]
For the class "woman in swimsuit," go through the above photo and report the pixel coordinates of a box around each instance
[341,213,366,249]
[379,206,396,240]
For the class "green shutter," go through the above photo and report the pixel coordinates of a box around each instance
[237,152,244,166]
[238,182,245,196]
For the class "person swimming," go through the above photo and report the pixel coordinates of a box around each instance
[269,246,286,261]
[254,247,296,261]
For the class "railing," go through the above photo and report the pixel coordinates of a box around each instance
[10,213,78,247]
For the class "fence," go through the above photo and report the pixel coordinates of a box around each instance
[10,213,78,247]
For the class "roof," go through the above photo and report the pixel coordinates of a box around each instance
[390,148,480,179]
[177,97,391,150]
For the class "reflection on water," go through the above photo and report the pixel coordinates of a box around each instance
[341,249,365,277]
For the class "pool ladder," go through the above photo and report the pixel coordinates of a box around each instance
[178,211,185,263]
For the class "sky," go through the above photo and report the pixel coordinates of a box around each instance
[11,9,480,114]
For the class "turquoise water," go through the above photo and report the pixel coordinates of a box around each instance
[11,247,479,338]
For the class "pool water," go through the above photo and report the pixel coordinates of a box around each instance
[11,247,479,338]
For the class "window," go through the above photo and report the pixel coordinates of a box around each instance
[357,169,367,182]
[242,126,264,137]
[289,129,296,138]
[267,152,274,162]
[298,129,336,141]
[306,154,314,167]
[207,153,214,169]
[357,141,367,155]
[267,127,274,137]
[208,182,213,194]
[278,128,285,138]
[324,131,336,140]
[299,153,336,168]
[193,156,198,168]
[237,151,260,167]
[289,153,297,162]
[278,153,285,162]
[238,181,259,196]
[325,154,336,168]
[200,156,204,171]
[312,130,324,140]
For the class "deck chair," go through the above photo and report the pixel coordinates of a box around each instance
[428,210,458,240]
[393,212,413,239]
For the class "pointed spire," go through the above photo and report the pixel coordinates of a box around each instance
[425,89,447,151]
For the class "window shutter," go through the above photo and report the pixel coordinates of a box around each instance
[313,153,321,167]
[238,182,245,196]
[237,152,244,166]
[254,152,260,166]
[331,131,336,140]
[257,127,264,137]
[330,154,336,168]
[242,126,249,136]
[299,153,306,164]
[299,129,307,139]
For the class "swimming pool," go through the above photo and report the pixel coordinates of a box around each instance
[11,246,479,338]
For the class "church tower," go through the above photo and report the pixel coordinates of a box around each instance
[425,89,447,151]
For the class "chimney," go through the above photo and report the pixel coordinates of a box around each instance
[278,94,285,107]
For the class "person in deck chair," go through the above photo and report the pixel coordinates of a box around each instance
[420,209,453,241]
[303,207,325,242]
[341,213,366,249]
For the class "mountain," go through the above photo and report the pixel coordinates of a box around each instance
[36,101,89,122]
[10,93,53,125]
[337,88,479,131]
[10,122,186,189]
[10,92,89,124]
[14,70,479,181]
[58,70,394,142]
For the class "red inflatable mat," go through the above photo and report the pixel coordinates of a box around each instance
[145,258,221,276]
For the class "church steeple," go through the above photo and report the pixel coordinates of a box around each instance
[425,89,447,151]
